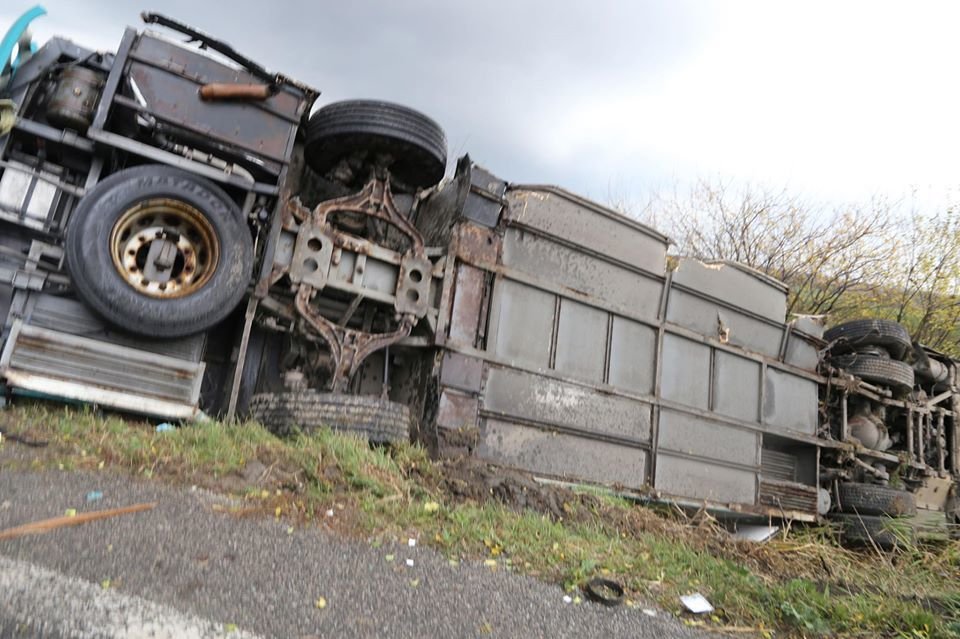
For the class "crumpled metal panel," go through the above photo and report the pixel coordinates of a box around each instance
[479,418,648,488]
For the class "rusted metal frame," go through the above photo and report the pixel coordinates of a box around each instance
[907,407,915,461]
[285,177,427,391]
[507,184,670,244]
[224,296,258,421]
[917,411,925,465]
[294,286,414,392]
[89,27,137,133]
[255,174,291,298]
[477,407,652,450]
[111,94,289,166]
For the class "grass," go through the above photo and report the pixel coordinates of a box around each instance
[2,403,960,638]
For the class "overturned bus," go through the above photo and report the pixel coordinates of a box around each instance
[0,10,956,545]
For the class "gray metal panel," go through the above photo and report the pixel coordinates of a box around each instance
[655,453,757,505]
[449,264,485,346]
[608,316,656,395]
[661,334,710,410]
[506,188,667,276]
[501,229,662,321]
[483,366,652,443]
[554,299,606,383]
[666,289,784,358]
[714,351,761,422]
[657,409,759,467]
[785,330,820,371]
[4,323,203,403]
[763,368,818,434]
[487,279,555,370]
[27,294,206,361]
[479,418,648,489]
[671,259,786,322]
[440,352,484,393]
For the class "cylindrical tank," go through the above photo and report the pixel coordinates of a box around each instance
[46,66,106,131]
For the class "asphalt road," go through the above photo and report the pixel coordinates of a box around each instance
[0,469,717,638]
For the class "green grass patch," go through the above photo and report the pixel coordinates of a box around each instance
[2,404,959,638]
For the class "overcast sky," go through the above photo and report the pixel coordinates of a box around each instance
[6,1,960,210]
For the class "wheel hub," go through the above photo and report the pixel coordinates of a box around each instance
[110,198,219,298]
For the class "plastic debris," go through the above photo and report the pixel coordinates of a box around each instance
[408,538,416,547]
[385,554,395,562]
[100,579,111,590]
[155,423,175,433]
[680,593,714,614]
[409,578,420,587]
[85,491,103,503]
[64,508,77,518]
[325,509,334,517]
[224,623,238,633]
[642,609,657,617]
[483,559,497,569]
[732,525,779,542]
[314,596,327,609]
[563,595,573,604]
[405,558,414,567]
[286,526,294,535]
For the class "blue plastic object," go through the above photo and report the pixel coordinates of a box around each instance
[86,490,103,502]
[1,5,46,78]
[156,422,175,433]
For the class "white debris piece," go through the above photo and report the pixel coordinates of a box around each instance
[642,609,657,617]
[732,525,779,542]
[562,595,572,604]
[325,509,334,518]
[405,559,414,567]
[680,593,714,614]
[408,538,416,548]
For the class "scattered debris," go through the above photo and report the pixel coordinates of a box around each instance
[642,609,657,617]
[423,501,440,513]
[314,597,327,609]
[0,502,157,541]
[483,559,497,569]
[155,423,175,433]
[563,595,573,604]
[409,578,420,587]
[85,491,103,503]
[408,538,416,547]
[680,593,715,614]
[385,554,395,562]
[583,577,625,607]
[732,525,779,543]
[405,558,414,567]
[325,509,334,517]
[64,509,76,517]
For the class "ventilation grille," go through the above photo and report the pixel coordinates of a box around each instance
[759,480,818,514]
[761,449,797,482]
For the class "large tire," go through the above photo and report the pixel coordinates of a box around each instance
[824,319,911,360]
[830,354,915,391]
[249,391,411,445]
[830,513,914,550]
[837,482,917,517]
[305,100,447,189]
[66,165,253,338]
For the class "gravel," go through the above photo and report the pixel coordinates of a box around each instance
[0,470,716,638]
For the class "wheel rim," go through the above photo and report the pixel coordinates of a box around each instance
[110,198,219,299]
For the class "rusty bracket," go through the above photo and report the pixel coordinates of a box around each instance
[295,286,414,392]
[283,176,428,391]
